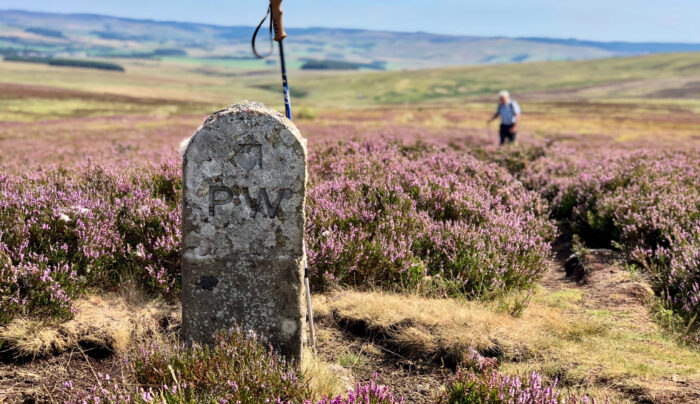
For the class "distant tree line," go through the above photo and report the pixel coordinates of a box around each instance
[49,58,125,71]
[25,27,65,38]
[152,49,187,56]
[90,30,152,41]
[97,48,187,59]
[207,55,258,61]
[300,59,386,71]
[2,55,125,72]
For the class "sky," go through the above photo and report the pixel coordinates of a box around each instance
[1,0,698,43]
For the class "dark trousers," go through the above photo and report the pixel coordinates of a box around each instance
[500,124,517,145]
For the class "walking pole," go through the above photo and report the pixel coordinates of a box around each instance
[270,0,292,121]
[303,240,317,354]
[258,0,317,354]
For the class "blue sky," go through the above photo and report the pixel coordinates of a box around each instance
[1,0,698,42]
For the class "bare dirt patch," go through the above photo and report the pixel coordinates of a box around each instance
[541,236,700,403]
[0,347,122,403]
[314,315,447,403]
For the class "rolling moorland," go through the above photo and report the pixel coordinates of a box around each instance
[3,9,700,69]
[0,49,698,403]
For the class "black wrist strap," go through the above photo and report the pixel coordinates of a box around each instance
[252,6,273,59]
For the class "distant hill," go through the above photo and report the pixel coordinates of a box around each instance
[1,9,699,70]
[520,37,700,54]
[291,52,700,105]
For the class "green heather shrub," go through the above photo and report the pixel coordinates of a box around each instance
[65,329,309,403]
[64,329,402,403]
[438,348,606,404]
[132,331,310,403]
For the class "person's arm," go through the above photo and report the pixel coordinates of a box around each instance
[487,110,500,123]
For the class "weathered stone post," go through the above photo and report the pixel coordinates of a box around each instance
[182,102,307,363]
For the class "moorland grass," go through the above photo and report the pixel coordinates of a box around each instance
[314,289,700,403]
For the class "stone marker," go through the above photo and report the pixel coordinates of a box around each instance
[182,102,307,362]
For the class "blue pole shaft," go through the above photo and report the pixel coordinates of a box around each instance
[279,41,292,120]
[279,38,316,352]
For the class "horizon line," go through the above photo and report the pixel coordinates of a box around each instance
[2,8,700,46]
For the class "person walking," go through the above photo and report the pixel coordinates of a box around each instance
[487,90,521,145]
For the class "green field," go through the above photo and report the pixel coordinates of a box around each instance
[1,51,698,146]
[2,51,700,107]
[290,52,700,105]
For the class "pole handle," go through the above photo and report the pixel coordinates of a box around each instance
[270,0,287,42]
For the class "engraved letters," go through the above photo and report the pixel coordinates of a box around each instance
[242,187,288,219]
[210,144,290,219]
[209,185,290,219]
[209,186,234,216]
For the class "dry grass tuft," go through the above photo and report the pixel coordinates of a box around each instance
[302,347,353,401]
[0,294,179,359]
[313,291,532,363]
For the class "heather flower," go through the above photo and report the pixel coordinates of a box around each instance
[313,376,403,404]
[307,140,554,299]
[0,161,182,324]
